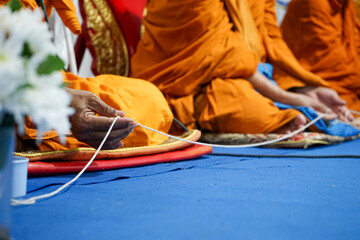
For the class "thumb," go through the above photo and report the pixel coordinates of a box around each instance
[313,102,336,122]
[88,97,124,117]
[311,101,330,114]
[330,94,346,106]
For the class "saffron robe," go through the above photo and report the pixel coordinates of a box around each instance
[23,73,174,151]
[281,0,360,112]
[131,0,327,133]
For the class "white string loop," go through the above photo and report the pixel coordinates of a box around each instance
[350,109,360,116]
[138,113,325,148]
[11,116,121,206]
[11,113,326,206]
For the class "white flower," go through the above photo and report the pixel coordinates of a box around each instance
[0,32,25,102]
[0,7,13,32]
[26,64,63,88]
[4,71,74,142]
[10,8,55,55]
[0,5,74,144]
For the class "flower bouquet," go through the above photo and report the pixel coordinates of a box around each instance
[0,0,73,238]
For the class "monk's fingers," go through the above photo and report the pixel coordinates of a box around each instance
[346,110,355,122]
[83,138,124,150]
[332,106,353,123]
[341,107,354,122]
[87,94,125,117]
[101,126,135,142]
[116,110,126,118]
[100,139,124,150]
[315,87,346,106]
[321,111,337,122]
[309,100,331,115]
[326,92,346,106]
[75,126,135,149]
[87,123,134,147]
[91,125,135,149]
[84,116,136,131]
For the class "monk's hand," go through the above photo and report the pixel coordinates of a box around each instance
[67,88,137,149]
[294,86,353,123]
[247,72,335,121]
[291,93,338,121]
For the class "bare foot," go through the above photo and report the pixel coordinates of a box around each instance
[275,115,307,134]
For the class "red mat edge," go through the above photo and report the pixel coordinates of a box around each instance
[28,145,212,177]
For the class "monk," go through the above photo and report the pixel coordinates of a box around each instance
[4,0,173,151]
[131,0,352,135]
[281,0,360,113]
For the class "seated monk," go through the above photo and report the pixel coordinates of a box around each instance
[5,0,173,151]
[131,0,353,135]
[280,0,360,113]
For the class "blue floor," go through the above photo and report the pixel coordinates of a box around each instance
[11,139,360,240]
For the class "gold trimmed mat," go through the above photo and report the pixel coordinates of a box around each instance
[15,130,201,161]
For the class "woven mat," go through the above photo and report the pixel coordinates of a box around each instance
[200,118,360,149]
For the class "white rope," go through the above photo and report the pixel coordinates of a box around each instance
[11,113,326,206]
[11,116,121,206]
[137,113,326,148]
[350,109,360,116]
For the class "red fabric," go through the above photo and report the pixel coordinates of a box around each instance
[76,0,146,75]
[106,0,146,58]
[28,145,212,177]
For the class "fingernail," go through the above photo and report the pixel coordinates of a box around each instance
[129,121,138,128]
[115,110,124,116]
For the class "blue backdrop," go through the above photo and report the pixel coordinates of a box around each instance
[12,138,360,240]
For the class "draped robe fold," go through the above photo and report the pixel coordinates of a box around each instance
[131,0,327,133]
[280,0,360,112]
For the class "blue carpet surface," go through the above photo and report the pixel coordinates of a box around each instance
[11,139,360,240]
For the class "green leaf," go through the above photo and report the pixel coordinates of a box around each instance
[21,42,33,58]
[37,55,65,75]
[8,0,22,12]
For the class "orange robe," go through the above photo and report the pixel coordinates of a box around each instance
[0,0,81,35]
[23,73,173,151]
[281,0,360,112]
[131,0,327,134]
[356,0,360,20]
